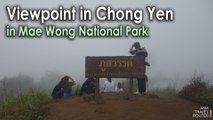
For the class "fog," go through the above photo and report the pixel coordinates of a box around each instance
[0,0,213,90]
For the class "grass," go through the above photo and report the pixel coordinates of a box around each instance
[0,90,51,120]
[178,75,213,108]
[1,75,211,120]
[147,86,177,96]
[73,84,81,96]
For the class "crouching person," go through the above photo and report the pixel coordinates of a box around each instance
[51,78,64,99]
[63,76,76,97]
[80,77,96,96]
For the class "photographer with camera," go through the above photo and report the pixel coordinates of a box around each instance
[129,42,150,95]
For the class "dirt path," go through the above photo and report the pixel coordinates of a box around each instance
[46,93,210,120]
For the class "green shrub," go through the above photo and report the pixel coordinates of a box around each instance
[73,84,81,96]
[178,75,213,107]
[0,90,50,120]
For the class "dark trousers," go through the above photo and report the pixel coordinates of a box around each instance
[137,78,146,93]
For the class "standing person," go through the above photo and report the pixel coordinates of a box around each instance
[80,77,96,96]
[62,76,76,97]
[103,78,115,92]
[129,42,150,95]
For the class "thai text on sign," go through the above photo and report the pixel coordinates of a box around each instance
[85,56,145,78]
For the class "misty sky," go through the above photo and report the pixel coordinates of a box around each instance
[0,0,213,88]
